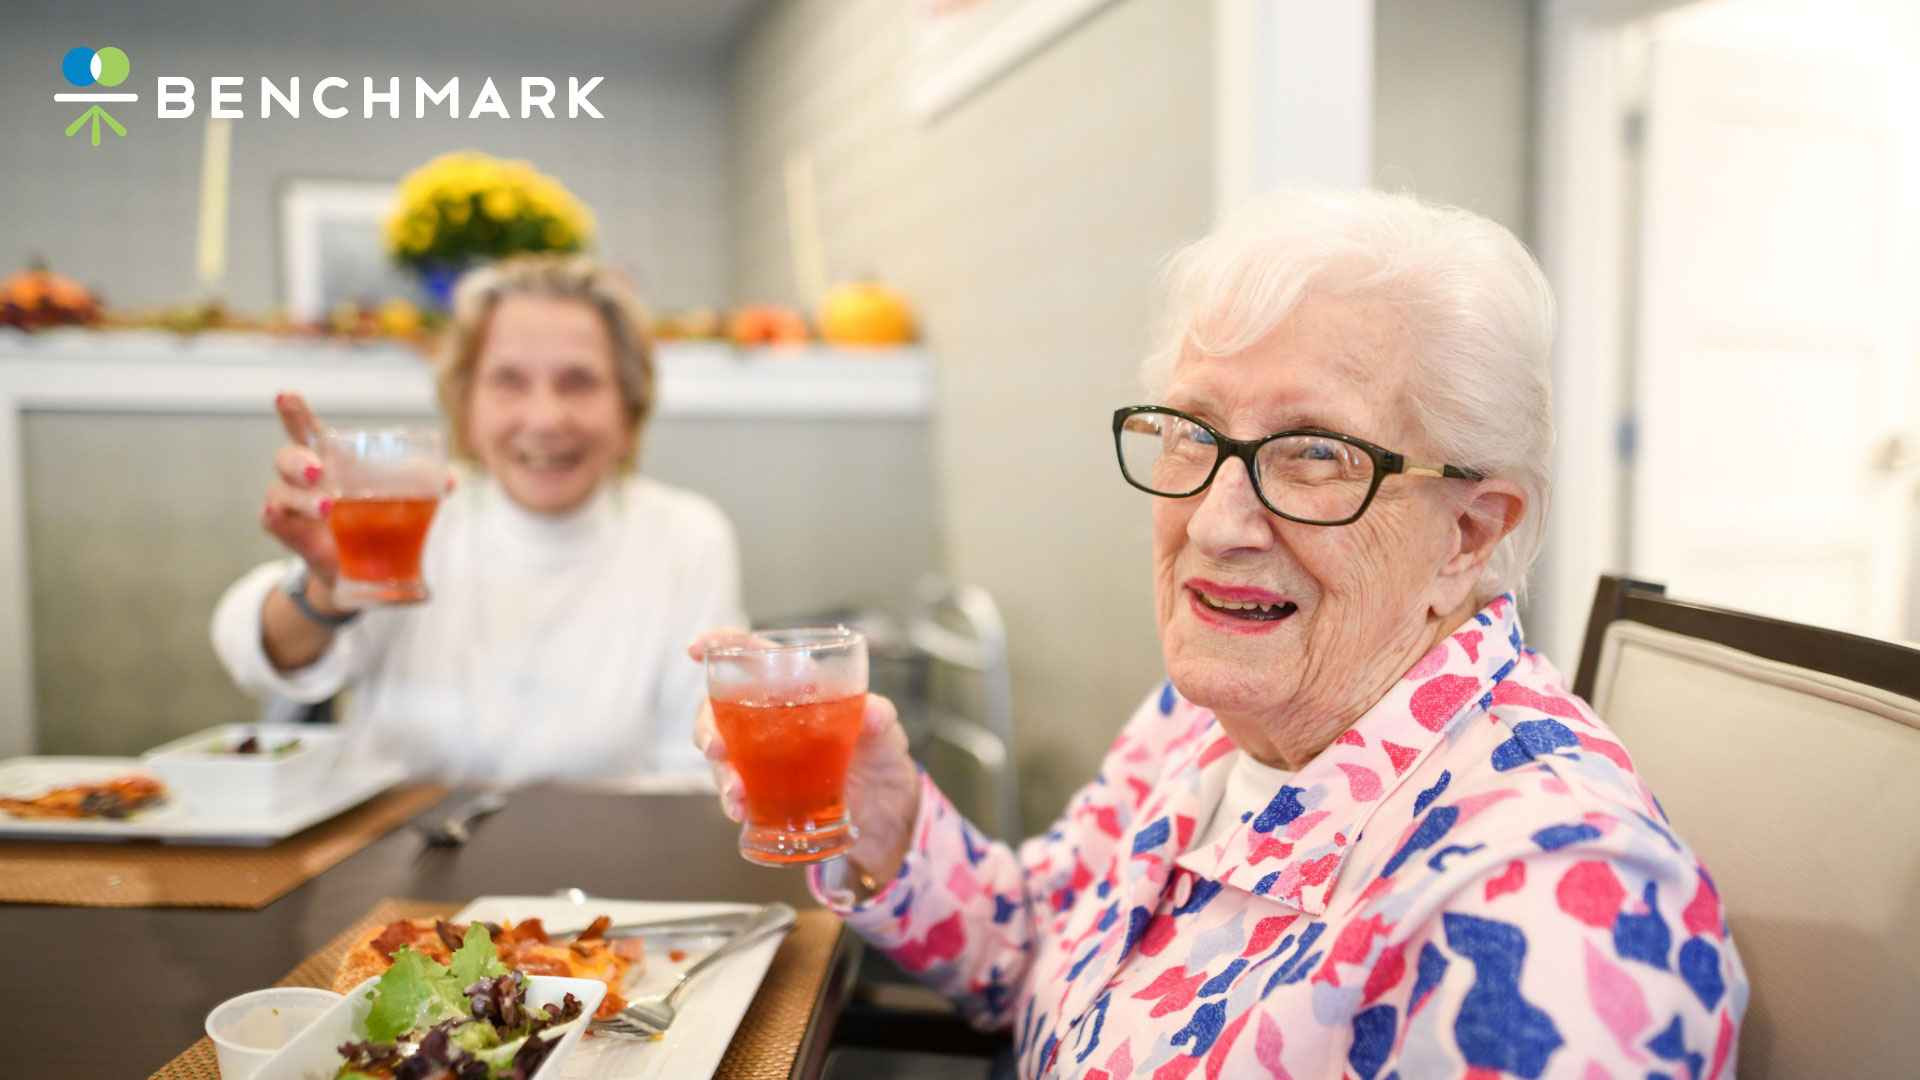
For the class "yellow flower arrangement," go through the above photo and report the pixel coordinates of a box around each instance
[385,151,595,266]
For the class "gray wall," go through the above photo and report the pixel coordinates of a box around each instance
[727,0,1213,827]
[1373,0,1536,242]
[1,0,731,311]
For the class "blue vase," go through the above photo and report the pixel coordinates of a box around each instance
[417,262,469,310]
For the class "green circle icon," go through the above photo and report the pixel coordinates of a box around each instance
[93,47,130,87]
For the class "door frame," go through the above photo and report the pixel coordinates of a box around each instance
[1533,0,1695,664]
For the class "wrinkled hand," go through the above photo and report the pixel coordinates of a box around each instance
[688,630,921,884]
[260,392,340,583]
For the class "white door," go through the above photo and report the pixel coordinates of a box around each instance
[1630,14,1920,638]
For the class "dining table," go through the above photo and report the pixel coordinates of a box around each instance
[7,788,862,1079]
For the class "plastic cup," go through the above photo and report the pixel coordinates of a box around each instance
[706,627,867,865]
[205,986,343,1080]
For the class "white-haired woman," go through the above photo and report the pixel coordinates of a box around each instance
[213,256,743,788]
[696,189,1745,1077]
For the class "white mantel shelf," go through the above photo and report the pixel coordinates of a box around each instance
[0,330,932,756]
[0,331,932,419]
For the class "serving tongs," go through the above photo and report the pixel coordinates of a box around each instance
[544,888,771,942]
[588,902,799,1039]
[578,909,763,942]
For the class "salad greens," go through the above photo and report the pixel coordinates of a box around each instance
[338,923,585,1080]
[227,734,302,755]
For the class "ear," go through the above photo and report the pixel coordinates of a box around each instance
[1427,479,1525,618]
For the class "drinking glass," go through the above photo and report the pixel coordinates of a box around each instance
[315,427,447,607]
[706,627,867,865]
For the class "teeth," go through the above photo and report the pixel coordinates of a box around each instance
[1198,593,1283,613]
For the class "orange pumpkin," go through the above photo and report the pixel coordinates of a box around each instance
[0,265,98,328]
[818,281,914,346]
[729,305,808,346]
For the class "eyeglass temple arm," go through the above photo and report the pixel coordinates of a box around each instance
[1384,452,1485,480]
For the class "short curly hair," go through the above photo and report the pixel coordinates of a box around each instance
[1141,187,1556,604]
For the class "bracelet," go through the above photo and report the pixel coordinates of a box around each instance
[280,563,358,628]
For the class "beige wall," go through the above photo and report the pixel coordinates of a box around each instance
[727,0,1213,829]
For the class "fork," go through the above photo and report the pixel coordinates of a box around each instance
[589,902,799,1038]
[415,791,507,846]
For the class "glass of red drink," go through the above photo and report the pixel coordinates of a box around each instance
[706,627,868,865]
[315,427,447,607]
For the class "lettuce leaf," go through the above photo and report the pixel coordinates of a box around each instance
[449,921,508,988]
[361,946,468,1043]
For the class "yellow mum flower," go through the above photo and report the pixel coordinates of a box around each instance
[389,150,595,261]
[481,187,520,222]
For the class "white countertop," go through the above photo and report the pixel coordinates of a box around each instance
[0,330,933,420]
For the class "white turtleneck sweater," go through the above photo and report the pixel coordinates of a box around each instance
[210,471,743,790]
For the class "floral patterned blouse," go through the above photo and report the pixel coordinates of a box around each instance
[810,596,1746,1079]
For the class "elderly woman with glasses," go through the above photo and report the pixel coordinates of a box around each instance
[697,188,1745,1078]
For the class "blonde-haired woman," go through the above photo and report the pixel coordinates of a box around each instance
[213,256,742,788]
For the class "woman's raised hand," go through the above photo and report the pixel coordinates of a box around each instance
[260,392,340,583]
[688,629,922,886]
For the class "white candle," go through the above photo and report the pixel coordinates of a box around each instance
[783,150,828,305]
[195,116,233,294]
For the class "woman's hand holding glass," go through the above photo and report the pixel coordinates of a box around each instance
[261,392,342,586]
[689,630,921,885]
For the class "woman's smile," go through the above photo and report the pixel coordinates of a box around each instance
[1185,577,1298,634]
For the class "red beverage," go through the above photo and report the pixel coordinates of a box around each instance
[711,688,866,863]
[328,496,440,599]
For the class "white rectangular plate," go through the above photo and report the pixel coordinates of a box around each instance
[455,895,788,1080]
[0,756,405,845]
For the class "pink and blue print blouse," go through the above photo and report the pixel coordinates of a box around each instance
[811,595,1746,1079]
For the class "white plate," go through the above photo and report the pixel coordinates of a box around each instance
[455,895,788,1080]
[0,756,405,845]
[253,973,606,1080]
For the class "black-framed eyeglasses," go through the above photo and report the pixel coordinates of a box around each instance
[1112,405,1486,526]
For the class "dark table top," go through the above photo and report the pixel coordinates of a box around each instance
[9,788,837,1078]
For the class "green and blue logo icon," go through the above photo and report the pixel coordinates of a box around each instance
[58,46,135,146]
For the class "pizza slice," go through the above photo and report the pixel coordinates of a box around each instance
[336,916,642,1019]
[0,774,166,819]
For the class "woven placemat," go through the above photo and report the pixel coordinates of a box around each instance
[0,784,446,908]
[712,908,840,1080]
[149,898,845,1080]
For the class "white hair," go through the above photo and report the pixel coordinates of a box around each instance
[1140,187,1555,603]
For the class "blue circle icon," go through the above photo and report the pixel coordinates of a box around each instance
[62,47,97,87]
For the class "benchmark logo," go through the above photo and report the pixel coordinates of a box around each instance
[158,75,606,121]
[59,46,136,145]
[54,47,604,148]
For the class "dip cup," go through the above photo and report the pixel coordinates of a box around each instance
[205,987,343,1080]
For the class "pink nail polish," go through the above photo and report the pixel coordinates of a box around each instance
[304,464,321,483]
[317,499,334,515]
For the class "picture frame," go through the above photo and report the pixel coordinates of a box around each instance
[278,178,423,321]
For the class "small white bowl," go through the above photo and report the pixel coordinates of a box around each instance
[143,724,344,816]
[251,974,606,1080]
[205,987,343,1080]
